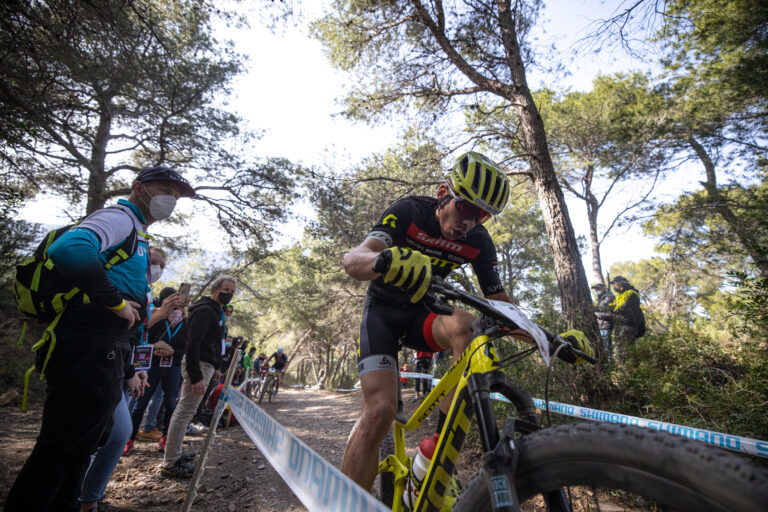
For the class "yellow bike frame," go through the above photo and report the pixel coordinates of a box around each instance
[378,332,501,512]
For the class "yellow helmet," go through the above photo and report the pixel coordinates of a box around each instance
[446,152,509,216]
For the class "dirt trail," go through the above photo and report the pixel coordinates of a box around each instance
[0,386,442,512]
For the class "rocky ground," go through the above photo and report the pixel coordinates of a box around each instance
[0,386,458,512]
[0,385,632,512]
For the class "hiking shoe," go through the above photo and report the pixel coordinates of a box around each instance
[157,435,167,452]
[122,439,134,456]
[160,459,195,479]
[136,427,162,442]
[186,423,208,435]
[179,451,196,463]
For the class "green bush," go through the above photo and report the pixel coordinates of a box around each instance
[477,317,767,442]
[612,320,766,440]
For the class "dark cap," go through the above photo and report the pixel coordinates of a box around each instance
[591,283,608,291]
[135,166,195,198]
[610,276,629,284]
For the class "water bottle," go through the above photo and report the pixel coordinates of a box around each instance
[403,432,440,509]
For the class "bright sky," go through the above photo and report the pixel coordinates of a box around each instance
[18,0,704,281]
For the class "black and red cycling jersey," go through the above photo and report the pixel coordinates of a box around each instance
[366,196,504,305]
[269,352,288,370]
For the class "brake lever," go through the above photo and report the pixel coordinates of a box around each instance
[423,291,454,316]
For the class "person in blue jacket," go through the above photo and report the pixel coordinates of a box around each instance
[4,166,194,512]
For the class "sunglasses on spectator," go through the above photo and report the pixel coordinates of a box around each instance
[446,186,492,223]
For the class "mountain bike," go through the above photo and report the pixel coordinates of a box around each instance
[375,277,768,512]
[259,368,277,403]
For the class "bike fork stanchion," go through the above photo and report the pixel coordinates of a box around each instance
[183,349,240,512]
[468,372,521,512]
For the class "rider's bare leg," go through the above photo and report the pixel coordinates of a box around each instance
[341,369,398,490]
[430,308,475,415]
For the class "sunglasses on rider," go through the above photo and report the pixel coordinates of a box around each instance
[446,186,492,223]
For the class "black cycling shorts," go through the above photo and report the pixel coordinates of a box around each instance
[356,295,445,376]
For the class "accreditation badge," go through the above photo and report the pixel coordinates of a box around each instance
[132,345,153,371]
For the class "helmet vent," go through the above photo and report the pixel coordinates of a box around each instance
[480,166,492,199]
[471,163,481,191]
[457,184,473,199]
[489,176,502,206]
[460,156,469,177]
[499,179,509,208]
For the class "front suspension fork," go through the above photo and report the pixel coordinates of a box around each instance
[467,371,571,512]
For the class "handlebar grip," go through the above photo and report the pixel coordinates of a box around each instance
[553,335,597,365]
[373,250,392,274]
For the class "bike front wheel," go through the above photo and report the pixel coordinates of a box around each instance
[259,377,272,404]
[453,422,768,512]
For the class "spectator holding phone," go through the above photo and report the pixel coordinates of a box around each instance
[125,286,189,455]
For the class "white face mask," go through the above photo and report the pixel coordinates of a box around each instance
[149,194,177,220]
[168,309,183,325]
[149,264,164,283]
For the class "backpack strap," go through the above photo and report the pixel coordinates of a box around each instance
[22,309,65,412]
[103,226,138,270]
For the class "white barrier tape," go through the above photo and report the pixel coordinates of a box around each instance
[486,392,768,459]
[398,372,434,380]
[237,377,262,392]
[223,386,391,512]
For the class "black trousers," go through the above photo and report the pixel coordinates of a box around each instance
[414,357,433,394]
[4,326,128,512]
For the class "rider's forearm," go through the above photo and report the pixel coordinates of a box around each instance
[342,246,383,281]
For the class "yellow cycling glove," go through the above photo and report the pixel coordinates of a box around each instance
[377,247,432,303]
[559,329,595,365]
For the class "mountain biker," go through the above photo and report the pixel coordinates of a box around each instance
[267,347,289,397]
[340,151,592,492]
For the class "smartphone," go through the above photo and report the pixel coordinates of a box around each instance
[178,283,191,304]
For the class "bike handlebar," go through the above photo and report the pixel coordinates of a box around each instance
[423,276,596,365]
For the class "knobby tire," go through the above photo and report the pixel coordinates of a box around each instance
[375,429,395,506]
[452,422,768,512]
[259,376,272,404]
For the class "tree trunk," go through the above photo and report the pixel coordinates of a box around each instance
[688,136,768,277]
[586,190,604,283]
[515,94,597,332]
[496,0,597,334]
[86,94,114,214]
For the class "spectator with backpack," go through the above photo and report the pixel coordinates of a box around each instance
[608,276,647,356]
[5,166,194,511]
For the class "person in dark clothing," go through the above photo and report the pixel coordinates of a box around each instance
[127,286,189,453]
[267,347,289,397]
[161,275,236,478]
[608,276,646,355]
[412,351,434,401]
[592,283,616,357]
[4,166,193,512]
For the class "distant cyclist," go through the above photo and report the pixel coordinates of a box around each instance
[340,151,592,491]
[267,347,289,397]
